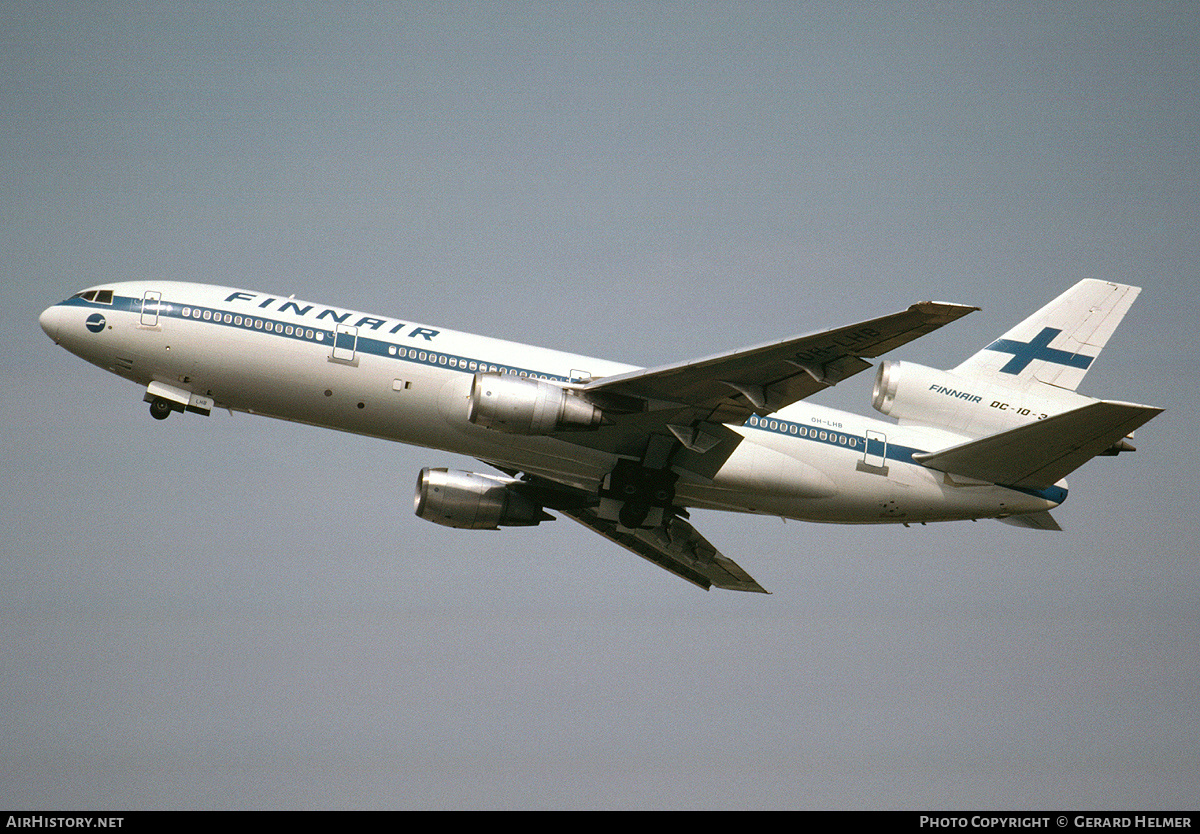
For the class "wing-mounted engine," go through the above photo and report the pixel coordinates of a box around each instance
[467,372,603,434]
[414,467,554,530]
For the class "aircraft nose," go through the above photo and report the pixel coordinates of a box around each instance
[39,305,63,343]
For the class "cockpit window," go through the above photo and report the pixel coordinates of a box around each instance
[71,289,113,304]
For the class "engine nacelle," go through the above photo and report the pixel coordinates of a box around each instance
[467,372,602,434]
[872,359,1093,436]
[414,467,551,530]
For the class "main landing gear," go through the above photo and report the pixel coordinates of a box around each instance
[600,458,679,529]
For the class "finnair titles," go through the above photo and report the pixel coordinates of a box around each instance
[40,279,1161,593]
[222,290,442,341]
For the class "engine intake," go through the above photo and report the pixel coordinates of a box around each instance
[414,467,552,529]
[467,372,602,434]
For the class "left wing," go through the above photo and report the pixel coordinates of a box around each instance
[582,300,978,425]
[554,301,978,475]
[477,302,977,592]
[561,506,769,593]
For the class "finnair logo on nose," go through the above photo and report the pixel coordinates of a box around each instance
[86,313,106,333]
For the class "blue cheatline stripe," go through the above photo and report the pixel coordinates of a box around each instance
[743,413,1068,504]
[62,294,570,383]
[986,327,1094,375]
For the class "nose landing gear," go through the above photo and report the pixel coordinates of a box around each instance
[149,396,175,420]
[142,382,214,420]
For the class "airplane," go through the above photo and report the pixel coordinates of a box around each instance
[38,279,1161,594]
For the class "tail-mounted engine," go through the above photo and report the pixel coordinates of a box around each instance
[872,359,1094,436]
[467,372,603,434]
[414,467,553,530]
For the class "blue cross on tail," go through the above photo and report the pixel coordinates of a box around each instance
[985,327,1095,375]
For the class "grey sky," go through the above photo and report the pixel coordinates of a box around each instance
[3,2,1197,809]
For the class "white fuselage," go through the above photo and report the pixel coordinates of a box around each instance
[39,281,1062,525]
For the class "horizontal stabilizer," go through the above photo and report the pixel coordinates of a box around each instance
[915,400,1162,489]
[998,511,1062,531]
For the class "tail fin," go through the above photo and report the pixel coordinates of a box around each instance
[873,279,1156,440]
[953,280,1140,392]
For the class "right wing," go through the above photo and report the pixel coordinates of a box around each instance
[485,465,768,593]
[560,507,769,593]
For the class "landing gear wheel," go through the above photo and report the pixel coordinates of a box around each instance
[149,397,173,420]
[618,500,651,529]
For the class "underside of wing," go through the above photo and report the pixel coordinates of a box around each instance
[560,507,769,593]
[481,464,768,594]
